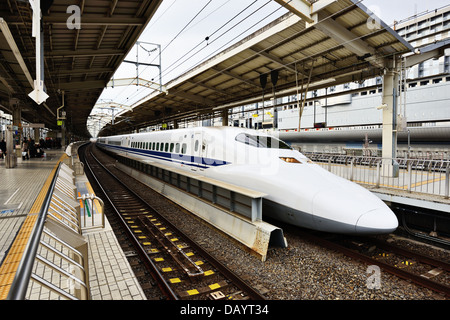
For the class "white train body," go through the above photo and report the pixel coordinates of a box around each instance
[97,126,398,235]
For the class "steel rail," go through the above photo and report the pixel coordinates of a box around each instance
[297,230,450,298]
[81,147,179,300]
[83,143,266,300]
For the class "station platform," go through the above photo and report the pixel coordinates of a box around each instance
[0,148,146,300]
[1,147,449,300]
[320,161,450,213]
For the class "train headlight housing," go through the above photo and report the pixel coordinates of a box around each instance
[280,157,301,163]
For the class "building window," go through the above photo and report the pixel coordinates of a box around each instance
[418,62,425,78]
[445,56,450,74]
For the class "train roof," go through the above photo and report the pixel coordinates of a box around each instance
[100,126,281,139]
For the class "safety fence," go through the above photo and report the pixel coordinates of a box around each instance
[308,153,450,199]
[5,156,104,300]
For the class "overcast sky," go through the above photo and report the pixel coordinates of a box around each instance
[95,0,449,118]
[361,0,448,25]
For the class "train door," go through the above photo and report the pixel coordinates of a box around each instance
[192,131,203,171]
[125,137,130,156]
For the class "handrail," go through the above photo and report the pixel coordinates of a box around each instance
[78,193,105,230]
[6,161,92,300]
[7,163,62,300]
[309,153,450,199]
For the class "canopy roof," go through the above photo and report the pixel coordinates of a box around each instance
[0,0,162,138]
[101,0,413,135]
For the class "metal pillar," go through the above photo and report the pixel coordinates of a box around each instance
[222,109,228,126]
[381,57,400,177]
[11,99,21,159]
[34,128,39,142]
[5,125,16,168]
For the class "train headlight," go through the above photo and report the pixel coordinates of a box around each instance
[280,157,301,163]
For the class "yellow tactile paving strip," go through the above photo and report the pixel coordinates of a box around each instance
[0,154,68,300]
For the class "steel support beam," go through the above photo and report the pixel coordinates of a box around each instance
[273,0,317,24]
[248,47,297,73]
[274,0,383,68]
[381,57,400,177]
[43,16,146,26]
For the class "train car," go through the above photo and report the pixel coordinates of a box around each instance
[96,126,398,235]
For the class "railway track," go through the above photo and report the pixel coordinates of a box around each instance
[295,229,450,298]
[80,144,265,300]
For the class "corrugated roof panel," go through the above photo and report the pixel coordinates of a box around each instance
[100,0,415,134]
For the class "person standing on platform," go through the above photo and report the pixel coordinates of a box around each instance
[22,139,29,160]
[0,139,6,159]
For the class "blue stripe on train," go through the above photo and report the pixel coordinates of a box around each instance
[98,143,230,169]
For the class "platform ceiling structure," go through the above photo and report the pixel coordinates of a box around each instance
[100,0,414,136]
[0,0,162,138]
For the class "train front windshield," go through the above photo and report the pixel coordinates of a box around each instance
[235,133,292,150]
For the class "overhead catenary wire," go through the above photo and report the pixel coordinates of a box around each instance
[106,0,214,106]
[159,0,264,80]
[116,0,282,106]
[134,0,406,117]
[172,0,284,78]
[160,0,214,57]
[167,0,401,98]
[100,0,410,132]
[112,0,365,125]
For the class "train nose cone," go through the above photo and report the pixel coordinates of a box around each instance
[355,208,398,234]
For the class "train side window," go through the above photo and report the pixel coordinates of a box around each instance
[235,133,292,150]
[156,142,160,151]
[195,140,199,152]
[146,142,149,149]
[181,143,187,154]
[152,142,155,150]
[170,143,174,152]
[165,143,169,152]
[175,143,180,153]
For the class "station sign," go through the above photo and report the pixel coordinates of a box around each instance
[22,123,45,128]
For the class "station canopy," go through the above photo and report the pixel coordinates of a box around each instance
[0,0,161,138]
[100,0,414,136]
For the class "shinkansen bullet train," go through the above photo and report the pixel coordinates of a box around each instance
[96,126,398,235]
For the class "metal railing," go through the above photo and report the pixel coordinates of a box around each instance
[308,153,450,199]
[78,194,105,230]
[7,162,90,300]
